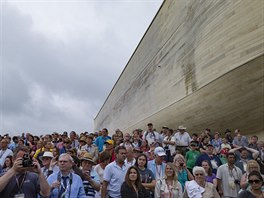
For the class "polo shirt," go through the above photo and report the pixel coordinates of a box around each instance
[103,161,128,198]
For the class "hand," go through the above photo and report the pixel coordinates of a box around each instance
[12,157,23,172]
[51,180,61,189]
[30,158,42,174]
[84,172,92,182]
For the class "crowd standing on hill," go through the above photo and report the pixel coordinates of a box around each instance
[0,123,263,198]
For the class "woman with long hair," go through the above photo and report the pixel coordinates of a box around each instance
[173,154,193,191]
[135,153,156,197]
[121,166,150,198]
[155,162,183,198]
[0,156,13,176]
[201,160,217,187]
[183,166,220,198]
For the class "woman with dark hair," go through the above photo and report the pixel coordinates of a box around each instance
[202,160,217,187]
[121,166,150,198]
[135,153,156,197]
[0,156,13,176]
[238,170,264,198]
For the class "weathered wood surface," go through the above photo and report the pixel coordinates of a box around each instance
[94,0,264,137]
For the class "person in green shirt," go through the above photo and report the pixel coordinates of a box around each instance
[185,141,200,173]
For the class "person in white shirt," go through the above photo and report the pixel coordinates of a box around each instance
[124,146,136,167]
[143,123,160,146]
[0,139,13,167]
[174,125,191,156]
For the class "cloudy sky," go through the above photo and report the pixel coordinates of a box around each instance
[1,0,162,136]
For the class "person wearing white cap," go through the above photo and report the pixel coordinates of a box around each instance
[40,151,59,179]
[147,147,166,180]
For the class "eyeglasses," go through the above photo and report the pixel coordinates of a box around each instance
[59,160,69,163]
[195,173,204,176]
[248,180,261,184]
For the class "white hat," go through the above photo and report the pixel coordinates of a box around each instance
[40,151,54,161]
[178,125,187,130]
[154,147,166,156]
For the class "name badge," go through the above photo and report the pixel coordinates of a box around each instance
[14,194,25,198]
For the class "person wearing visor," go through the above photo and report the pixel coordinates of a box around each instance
[147,147,166,180]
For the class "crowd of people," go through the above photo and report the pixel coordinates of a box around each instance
[0,123,263,198]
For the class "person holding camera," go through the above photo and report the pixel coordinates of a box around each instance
[0,146,50,198]
[217,152,243,198]
[80,152,100,197]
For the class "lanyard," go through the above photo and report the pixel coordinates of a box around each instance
[15,173,27,193]
[156,165,162,178]
[228,165,238,179]
[58,172,72,198]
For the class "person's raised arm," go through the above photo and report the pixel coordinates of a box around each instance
[101,180,108,198]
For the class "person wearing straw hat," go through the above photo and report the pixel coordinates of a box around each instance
[80,152,100,197]
[174,125,191,156]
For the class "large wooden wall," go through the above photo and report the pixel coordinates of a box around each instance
[94,0,264,138]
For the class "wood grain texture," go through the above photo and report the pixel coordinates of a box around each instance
[94,0,264,137]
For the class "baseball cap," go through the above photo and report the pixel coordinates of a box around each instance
[104,139,114,145]
[154,147,166,156]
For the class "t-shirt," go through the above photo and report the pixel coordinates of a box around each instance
[185,150,200,169]
[138,168,155,195]
[138,167,155,183]
[0,172,40,198]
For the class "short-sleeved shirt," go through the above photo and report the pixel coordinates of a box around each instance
[103,161,128,198]
[47,172,86,198]
[95,136,111,152]
[138,167,155,183]
[0,172,40,198]
[174,132,191,146]
[216,164,242,198]
[138,167,155,195]
[143,131,160,145]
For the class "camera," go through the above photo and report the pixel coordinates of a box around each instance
[234,179,240,185]
[22,153,34,167]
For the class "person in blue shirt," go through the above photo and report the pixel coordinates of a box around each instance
[95,128,111,152]
[147,147,166,181]
[47,153,86,198]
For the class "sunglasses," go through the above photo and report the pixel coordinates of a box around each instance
[248,180,261,184]
[195,173,204,176]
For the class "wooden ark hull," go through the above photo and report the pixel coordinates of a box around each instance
[94,0,264,138]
